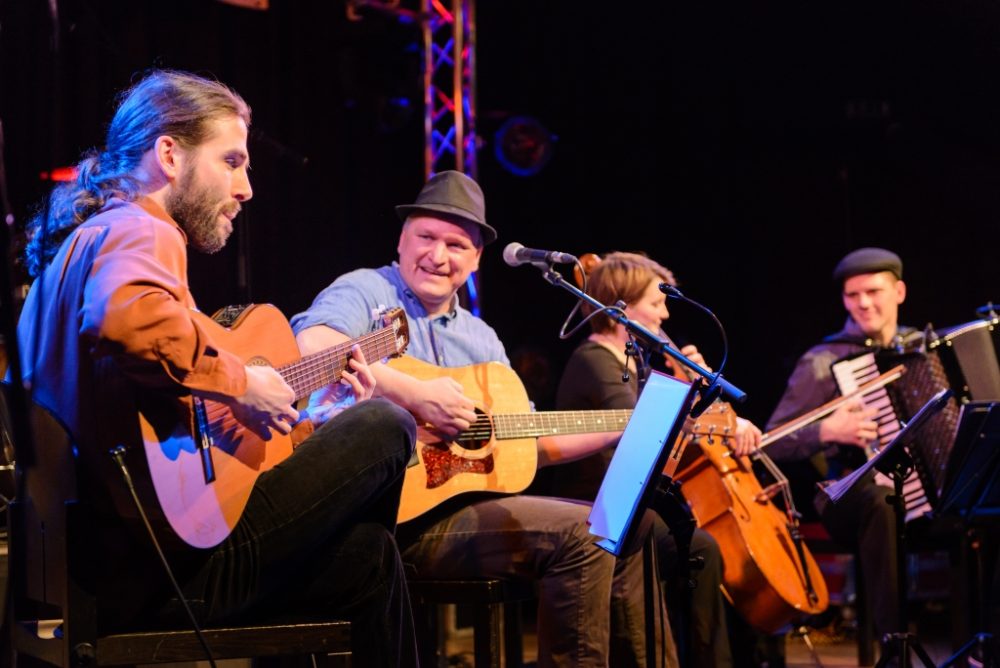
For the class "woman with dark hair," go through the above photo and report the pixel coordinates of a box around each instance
[549,251,762,668]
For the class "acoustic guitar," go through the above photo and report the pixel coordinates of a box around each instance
[389,355,904,524]
[128,304,409,548]
[388,356,631,523]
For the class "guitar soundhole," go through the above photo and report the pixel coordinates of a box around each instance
[421,409,495,489]
[455,408,492,451]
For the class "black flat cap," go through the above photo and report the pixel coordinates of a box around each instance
[832,247,903,283]
[395,170,497,245]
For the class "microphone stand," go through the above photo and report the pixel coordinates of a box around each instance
[530,263,748,667]
[535,265,747,405]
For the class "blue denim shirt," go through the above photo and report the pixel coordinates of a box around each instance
[290,263,510,368]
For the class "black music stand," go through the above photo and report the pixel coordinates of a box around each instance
[937,401,1000,668]
[822,388,954,668]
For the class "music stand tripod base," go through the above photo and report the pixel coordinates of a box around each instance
[823,390,953,668]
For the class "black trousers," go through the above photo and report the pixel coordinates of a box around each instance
[165,399,419,667]
[656,516,733,668]
[816,470,898,638]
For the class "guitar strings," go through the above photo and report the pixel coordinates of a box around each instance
[460,410,632,440]
[280,328,399,398]
[271,325,633,441]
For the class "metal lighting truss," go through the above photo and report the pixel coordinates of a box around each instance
[348,0,481,312]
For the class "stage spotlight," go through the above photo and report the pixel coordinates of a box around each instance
[494,115,555,177]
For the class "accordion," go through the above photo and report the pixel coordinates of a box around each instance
[831,317,1000,520]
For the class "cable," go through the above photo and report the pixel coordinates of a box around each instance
[109,446,218,668]
[661,284,730,395]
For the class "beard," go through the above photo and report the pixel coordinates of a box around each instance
[165,166,239,254]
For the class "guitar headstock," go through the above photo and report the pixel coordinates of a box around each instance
[379,307,410,358]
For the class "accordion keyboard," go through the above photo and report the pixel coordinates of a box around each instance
[831,352,933,521]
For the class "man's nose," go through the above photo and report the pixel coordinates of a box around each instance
[427,240,447,262]
[234,167,253,202]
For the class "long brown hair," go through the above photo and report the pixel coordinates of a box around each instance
[25,70,250,277]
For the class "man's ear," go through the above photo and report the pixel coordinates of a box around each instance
[153,135,185,181]
[895,278,907,304]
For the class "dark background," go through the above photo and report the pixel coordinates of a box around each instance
[2,0,999,427]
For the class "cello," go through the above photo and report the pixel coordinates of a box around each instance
[673,402,828,633]
[575,253,829,634]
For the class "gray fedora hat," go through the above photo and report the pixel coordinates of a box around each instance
[395,170,498,245]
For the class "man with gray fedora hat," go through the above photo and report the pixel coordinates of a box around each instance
[291,170,674,667]
[394,169,498,244]
[764,246,919,648]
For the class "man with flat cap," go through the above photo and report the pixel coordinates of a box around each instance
[291,171,674,667]
[765,247,917,646]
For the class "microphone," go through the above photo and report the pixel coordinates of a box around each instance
[659,282,684,298]
[503,242,578,267]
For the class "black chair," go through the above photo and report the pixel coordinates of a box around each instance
[407,576,533,668]
[6,395,353,668]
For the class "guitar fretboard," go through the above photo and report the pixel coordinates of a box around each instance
[278,328,402,400]
[460,410,634,441]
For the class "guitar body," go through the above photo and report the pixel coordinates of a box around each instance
[107,304,409,550]
[137,304,305,549]
[389,357,539,523]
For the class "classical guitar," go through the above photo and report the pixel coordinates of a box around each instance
[129,304,409,548]
[388,356,632,523]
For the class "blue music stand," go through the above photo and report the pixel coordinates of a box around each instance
[588,370,698,555]
[586,369,698,668]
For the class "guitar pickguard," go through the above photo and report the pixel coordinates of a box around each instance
[422,444,495,489]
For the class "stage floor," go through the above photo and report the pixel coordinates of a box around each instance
[442,598,979,667]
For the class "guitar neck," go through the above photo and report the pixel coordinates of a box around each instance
[278,328,400,400]
[488,409,633,440]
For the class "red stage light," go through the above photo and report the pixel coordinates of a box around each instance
[39,166,78,182]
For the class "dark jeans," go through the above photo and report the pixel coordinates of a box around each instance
[165,399,419,667]
[400,497,673,668]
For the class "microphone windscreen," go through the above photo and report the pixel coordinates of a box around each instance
[502,242,525,267]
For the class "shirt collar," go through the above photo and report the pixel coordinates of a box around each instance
[101,196,188,243]
[842,317,906,349]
